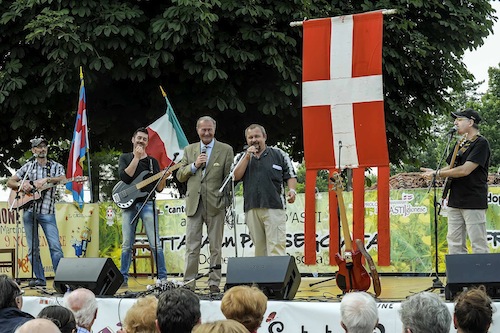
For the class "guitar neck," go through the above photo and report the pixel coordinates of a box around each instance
[336,191,353,251]
[38,177,81,192]
[135,164,180,190]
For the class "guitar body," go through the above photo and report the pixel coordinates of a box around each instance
[355,238,381,297]
[112,171,151,209]
[8,190,42,209]
[335,251,371,292]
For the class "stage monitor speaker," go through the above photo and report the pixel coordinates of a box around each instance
[224,256,301,300]
[445,253,500,300]
[54,258,123,296]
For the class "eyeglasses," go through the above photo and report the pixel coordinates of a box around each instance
[455,117,470,122]
[16,289,24,297]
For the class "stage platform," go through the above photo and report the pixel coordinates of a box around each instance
[22,275,445,301]
[20,275,500,333]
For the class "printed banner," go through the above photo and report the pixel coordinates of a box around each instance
[0,203,99,278]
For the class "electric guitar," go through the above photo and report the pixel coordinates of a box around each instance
[440,134,467,213]
[355,238,382,297]
[8,176,88,209]
[112,164,180,209]
[331,172,371,293]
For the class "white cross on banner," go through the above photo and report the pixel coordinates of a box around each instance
[302,12,389,169]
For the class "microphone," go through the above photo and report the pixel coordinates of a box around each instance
[209,264,222,270]
[27,154,38,162]
[447,126,458,134]
[201,146,207,169]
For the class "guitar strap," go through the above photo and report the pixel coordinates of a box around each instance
[457,134,479,159]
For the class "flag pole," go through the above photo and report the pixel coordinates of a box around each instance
[289,8,397,27]
[81,67,94,203]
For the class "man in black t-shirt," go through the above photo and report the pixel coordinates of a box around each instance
[422,108,490,254]
[118,127,169,286]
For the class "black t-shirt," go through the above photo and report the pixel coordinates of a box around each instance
[447,135,490,209]
[118,153,161,201]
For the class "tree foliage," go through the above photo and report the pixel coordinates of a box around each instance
[0,0,496,185]
[478,64,500,169]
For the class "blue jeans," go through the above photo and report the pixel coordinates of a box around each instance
[23,210,64,282]
[120,201,167,281]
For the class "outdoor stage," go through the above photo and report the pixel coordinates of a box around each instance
[21,275,500,333]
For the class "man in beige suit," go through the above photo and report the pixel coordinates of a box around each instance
[177,116,234,293]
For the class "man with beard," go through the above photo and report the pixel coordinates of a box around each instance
[233,124,297,256]
[7,137,65,287]
[117,127,169,287]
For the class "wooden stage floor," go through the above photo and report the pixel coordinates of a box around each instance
[24,275,447,302]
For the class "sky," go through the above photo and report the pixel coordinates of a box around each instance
[463,1,500,92]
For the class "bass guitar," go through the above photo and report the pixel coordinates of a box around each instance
[331,172,371,293]
[112,164,180,209]
[355,238,381,297]
[8,176,88,209]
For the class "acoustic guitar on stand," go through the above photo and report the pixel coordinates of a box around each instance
[331,172,371,293]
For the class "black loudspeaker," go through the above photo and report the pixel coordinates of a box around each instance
[224,256,301,300]
[54,258,123,296]
[445,253,500,300]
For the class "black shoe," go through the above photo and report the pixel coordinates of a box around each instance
[29,279,46,287]
[209,285,220,294]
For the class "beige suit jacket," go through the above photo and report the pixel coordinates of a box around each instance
[177,140,234,217]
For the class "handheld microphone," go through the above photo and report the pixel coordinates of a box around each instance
[27,154,38,162]
[201,146,207,169]
[447,126,458,134]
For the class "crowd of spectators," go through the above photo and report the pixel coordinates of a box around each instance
[1,272,496,333]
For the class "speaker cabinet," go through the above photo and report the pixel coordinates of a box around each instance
[445,253,500,300]
[224,256,301,300]
[54,258,123,296]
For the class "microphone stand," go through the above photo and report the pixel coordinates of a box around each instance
[219,151,247,257]
[130,155,178,283]
[10,159,38,286]
[422,130,455,293]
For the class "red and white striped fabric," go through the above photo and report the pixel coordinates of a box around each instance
[302,12,388,169]
[302,12,391,266]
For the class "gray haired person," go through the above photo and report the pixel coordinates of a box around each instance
[399,292,451,333]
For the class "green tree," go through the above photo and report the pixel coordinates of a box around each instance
[478,64,500,169]
[0,0,496,188]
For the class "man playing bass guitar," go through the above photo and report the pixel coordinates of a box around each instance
[422,108,490,254]
[117,127,170,287]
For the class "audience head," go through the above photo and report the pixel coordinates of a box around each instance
[64,288,98,331]
[453,286,494,333]
[156,288,201,333]
[0,274,24,310]
[192,320,249,333]
[122,295,158,333]
[399,292,451,333]
[221,285,268,332]
[340,292,378,333]
[14,318,61,333]
[38,305,77,333]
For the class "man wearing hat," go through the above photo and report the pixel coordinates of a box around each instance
[7,137,66,287]
[422,108,490,254]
